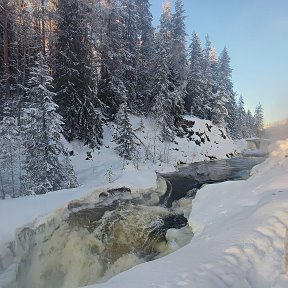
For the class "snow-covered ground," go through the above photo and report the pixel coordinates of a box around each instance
[1,117,287,288]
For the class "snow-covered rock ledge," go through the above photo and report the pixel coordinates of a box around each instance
[91,139,288,288]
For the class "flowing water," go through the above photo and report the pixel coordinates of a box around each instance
[8,157,264,288]
[12,191,192,288]
[161,157,265,207]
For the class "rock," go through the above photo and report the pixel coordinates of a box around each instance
[205,123,212,132]
[99,187,131,199]
[162,214,188,231]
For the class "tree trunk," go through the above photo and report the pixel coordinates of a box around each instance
[3,0,10,99]
[41,0,46,56]
[0,169,5,199]
[9,142,16,198]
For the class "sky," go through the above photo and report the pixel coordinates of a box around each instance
[150,0,288,125]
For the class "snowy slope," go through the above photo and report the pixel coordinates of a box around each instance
[90,139,288,288]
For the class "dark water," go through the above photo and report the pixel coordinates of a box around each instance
[161,157,265,207]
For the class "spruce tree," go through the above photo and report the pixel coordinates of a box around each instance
[135,0,155,114]
[210,47,219,94]
[235,95,246,139]
[152,33,175,142]
[185,32,206,118]
[226,93,238,138]
[159,0,173,50]
[22,53,77,195]
[0,105,19,198]
[53,0,102,148]
[97,0,128,117]
[218,47,237,135]
[171,0,187,85]
[202,35,214,120]
[120,0,140,109]
[254,103,264,137]
[170,0,186,125]
[246,109,255,138]
[114,102,136,160]
[211,86,228,128]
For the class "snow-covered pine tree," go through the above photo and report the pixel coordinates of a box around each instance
[185,32,206,118]
[119,0,139,110]
[170,0,186,125]
[202,35,215,120]
[171,0,187,86]
[254,103,264,137]
[152,33,175,142]
[0,81,4,121]
[218,47,237,135]
[0,168,5,199]
[235,95,247,139]
[157,0,185,126]
[114,102,136,160]
[62,150,78,189]
[211,86,228,128]
[159,0,173,50]
[22,53,77,195]
[135,0,155,114]
[226,92,238,138]
[245,109,255,138]
[210,46,219,94]
[97,0,128,118]
[0,104,20,198]
[53,0,102,149]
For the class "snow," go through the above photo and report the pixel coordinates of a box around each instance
[1,117,287,288]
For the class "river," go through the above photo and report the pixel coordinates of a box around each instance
[10,157,264,288]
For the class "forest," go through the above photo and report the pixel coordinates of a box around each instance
[0,0,264,198]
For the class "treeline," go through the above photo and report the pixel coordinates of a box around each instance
[0,0,263,198]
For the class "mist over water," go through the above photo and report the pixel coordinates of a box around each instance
[264,119,288,140]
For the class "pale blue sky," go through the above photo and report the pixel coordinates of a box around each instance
[151,0,288,124]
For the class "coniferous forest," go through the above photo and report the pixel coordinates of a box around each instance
[0,0,264,198]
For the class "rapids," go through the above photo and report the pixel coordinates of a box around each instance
[11,190,192,288]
